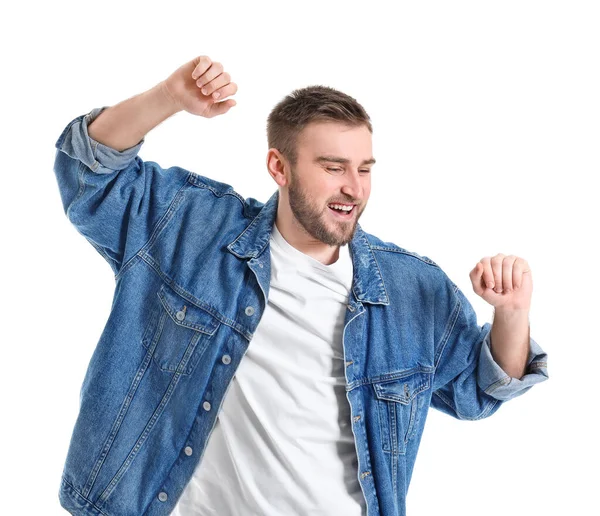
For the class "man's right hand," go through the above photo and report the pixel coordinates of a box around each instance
[160,56,238,118]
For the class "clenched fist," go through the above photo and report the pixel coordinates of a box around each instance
[160,55,238,118]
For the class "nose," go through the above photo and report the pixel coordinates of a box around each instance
[341,169,365,200]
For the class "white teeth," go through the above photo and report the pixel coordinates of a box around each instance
[329,204,353,212]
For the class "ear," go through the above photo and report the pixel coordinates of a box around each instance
[266,149,290,187]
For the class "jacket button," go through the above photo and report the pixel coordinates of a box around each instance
[184,446,193,456]
[222,354,231,365]
[176,310,186,321]
[158,492,168,502]
[203,401,211,411]
[245,306,255,316]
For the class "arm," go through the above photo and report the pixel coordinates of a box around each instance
[88,55,237,150]
[86,82,181,152]
[430,279,548,421]
[53,55,238,276]
[490,307,530,379]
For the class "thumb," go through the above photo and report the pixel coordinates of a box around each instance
[207,99,236,117]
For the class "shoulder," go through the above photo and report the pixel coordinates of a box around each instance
[363,230,441,269]
[361,229,458,294]
[185,171,264,219]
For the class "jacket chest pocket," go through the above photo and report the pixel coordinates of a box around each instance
[142,283,221,376]
[374,371,432,455]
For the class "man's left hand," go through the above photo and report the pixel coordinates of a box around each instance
[470,253,532,311]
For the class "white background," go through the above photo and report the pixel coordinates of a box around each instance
[2,1,598,514]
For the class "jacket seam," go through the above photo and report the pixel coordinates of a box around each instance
[115,172,190,282]
[432,287,502,420]
[97,370,185,505]
[62,477,110,515]
[433,286,462,372]
[369,245,440,268]
[186,172,250,217]
[138,253,254,342]
[82,334,158,499]
[68,161,120,274]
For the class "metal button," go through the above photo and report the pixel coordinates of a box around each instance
[203,401,211,411]
[258,262,264,268]
[222,354,231,365]
[176,306,187,321]
[245,306,255,316]
[158,492,168,502]
[184,446,193,456]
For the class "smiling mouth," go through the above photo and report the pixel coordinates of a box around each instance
[328,204,355,218]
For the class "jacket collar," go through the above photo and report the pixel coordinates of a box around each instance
[227,190,389,305]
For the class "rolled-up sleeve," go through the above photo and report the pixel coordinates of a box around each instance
[430,279,549,420]
[55,106,145,173]
[477,325,549,401]
[53,107,190,276]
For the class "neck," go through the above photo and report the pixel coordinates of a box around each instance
[274,203,340,266]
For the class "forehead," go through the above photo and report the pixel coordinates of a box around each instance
[296,121,372,157]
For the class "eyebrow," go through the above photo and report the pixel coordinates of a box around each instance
[315,155,376,166]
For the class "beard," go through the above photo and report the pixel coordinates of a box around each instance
[287,168,364,247]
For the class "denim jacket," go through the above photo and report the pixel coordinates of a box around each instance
[54,107,549,516]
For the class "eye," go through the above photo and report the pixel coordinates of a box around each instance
[359,169,371,174]
[326,167,343,173]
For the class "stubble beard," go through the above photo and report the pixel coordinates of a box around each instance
[287,169,362,247]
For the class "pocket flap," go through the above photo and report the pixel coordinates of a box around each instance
[158,283,220,335]
[373,371,431,405]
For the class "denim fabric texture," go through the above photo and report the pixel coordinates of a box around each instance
[54,107,549,516]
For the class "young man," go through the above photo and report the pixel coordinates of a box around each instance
[54,55,548,516]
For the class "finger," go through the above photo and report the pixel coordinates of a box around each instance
[195,62,224,90]
[201,72,233,97]
[481,256,494,289]
[210,81,238,101]
[491,254,505,292]
[206,99,237,118]
[470,263,486,295]
[513,259,529,289]
[191,56,212,81]
[503,255,516,292]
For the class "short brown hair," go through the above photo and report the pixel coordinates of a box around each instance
[267,85,372,166]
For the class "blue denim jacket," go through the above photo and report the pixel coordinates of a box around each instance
[54,107,549,516]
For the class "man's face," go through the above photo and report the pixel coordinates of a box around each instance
[287,121,374,246]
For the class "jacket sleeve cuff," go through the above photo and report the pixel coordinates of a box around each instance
[476,322,549,401]
[55,106,145,174]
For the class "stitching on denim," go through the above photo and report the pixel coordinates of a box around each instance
[69,162,120,274]
[360,234,389,303]
[477,398,500,419]
[65,161,87,222]
[62,478,109,516]
[226,205,264,258]
[186,172,247,212]
[433,287,462,371]
[138,254,254,342]
[369,245,440,268]
[158,286,220,334]
[83,331,158,499]
[347,367,434,392]
[115,172,189,282]
[433,381,500,421]
[485,375,512,394]
[97,368,185,505]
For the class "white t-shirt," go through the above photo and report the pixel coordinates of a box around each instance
[171,223,365,515]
